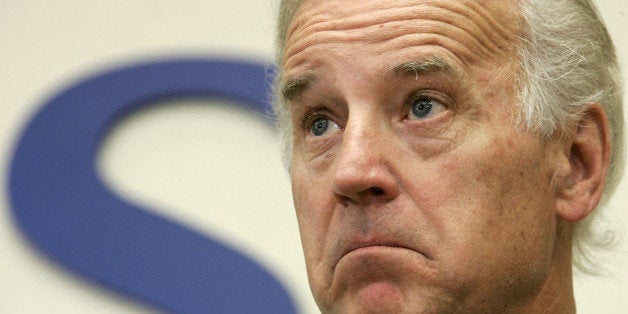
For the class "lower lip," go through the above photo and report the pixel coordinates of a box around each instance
[337,245,421,269]
[347,245,414,256]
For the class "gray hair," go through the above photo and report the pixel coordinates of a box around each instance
[273,0,303,167]
[272,0,624,273]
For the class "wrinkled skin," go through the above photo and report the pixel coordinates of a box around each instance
[282,0,606,312]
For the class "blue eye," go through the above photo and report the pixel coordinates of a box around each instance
[309,116,340,136]
[311,117,330,136]
[411,98,434,119]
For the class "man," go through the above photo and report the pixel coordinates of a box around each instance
[274,0,623,312]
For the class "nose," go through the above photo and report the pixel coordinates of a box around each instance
[331,119,399,206]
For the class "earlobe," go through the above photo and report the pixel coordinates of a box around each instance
[555,104,611,222]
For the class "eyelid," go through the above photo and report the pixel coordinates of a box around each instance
[300,107,324,130]
[406,90,449,106]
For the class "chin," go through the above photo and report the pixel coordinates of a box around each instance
[325,281,404,314]
[324,281,453,314]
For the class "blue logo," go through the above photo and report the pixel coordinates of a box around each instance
[9,58,296,313]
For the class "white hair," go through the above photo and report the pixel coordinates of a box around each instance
[272,0,624,273]
[516,0,624,273]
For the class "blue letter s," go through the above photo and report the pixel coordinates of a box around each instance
[9,59,296,313]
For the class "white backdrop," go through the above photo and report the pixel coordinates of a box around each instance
[1,1,626,313]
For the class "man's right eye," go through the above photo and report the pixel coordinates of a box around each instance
[309,117,339,136]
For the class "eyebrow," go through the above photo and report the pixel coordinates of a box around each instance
[281,71,316,102]
[390,57,456,80]
[280,57,457,102]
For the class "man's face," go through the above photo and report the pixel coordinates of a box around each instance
[283,0,564,312]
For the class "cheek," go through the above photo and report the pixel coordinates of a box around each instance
[290,162,334,259]
[291,161,343,302]
[427,133,558,280]
[446,136,555,231]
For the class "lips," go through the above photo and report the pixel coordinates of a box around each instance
[343,239,413,257]
[333,235,426,272]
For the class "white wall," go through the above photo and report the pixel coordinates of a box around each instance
[1,1,626,313]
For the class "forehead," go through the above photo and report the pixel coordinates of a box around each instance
[283,0,521,74]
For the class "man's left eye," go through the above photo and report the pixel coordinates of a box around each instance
[408,98,445,120]
[308,116,340,137]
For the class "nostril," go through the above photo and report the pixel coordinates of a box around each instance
[335,185,393,206]
[370,186,385,196]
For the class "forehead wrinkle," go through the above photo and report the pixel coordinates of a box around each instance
[425,1,519,56]
[284,1,519,70]
[286,1,421,44]
[376,32,484,65]
[284,30,480,74]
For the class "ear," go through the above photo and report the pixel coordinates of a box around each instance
[555,103,611,222]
